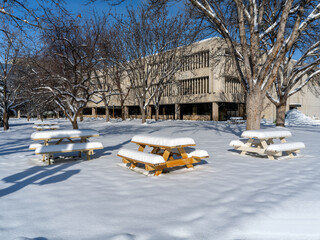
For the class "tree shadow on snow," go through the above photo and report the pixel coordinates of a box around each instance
[0,162,80,197]
[94,139,132,158]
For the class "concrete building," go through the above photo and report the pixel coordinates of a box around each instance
[85,37,320,121]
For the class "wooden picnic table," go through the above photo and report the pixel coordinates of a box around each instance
[30,129,101,164]
[31,129,99,145]
[118,135,209,176]
[230,128,305,160]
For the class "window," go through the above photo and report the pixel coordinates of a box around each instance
[179,76,210,95]
[225,76,243,93]
[182,50,209,71]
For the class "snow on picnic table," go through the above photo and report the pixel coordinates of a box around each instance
[1,118,320,240]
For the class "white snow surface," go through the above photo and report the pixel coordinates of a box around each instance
[266,142,306,152]
[286,109,320,126]
[1,118,320,240]
[131,134,196,147]
[32,125,60,130]
[31,129,99,140]
[159,147,209,158]
[241,128,292,139]
[35,142,103,154]
[118,149,165,164]
[34,120,58,125]
[28,143,42,150]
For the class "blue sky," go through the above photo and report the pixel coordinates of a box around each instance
[63,0,185,18]
[64,0,137,16]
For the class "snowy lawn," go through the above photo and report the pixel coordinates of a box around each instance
[1,115,320,240]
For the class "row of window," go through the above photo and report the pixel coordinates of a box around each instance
[225,76,242,94]
[179,77,210,95]
[182,50,210,71]
[135,76,242,97]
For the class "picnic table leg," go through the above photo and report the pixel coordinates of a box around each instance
[42,140,49,162]
[154,169,163,176]
[151,147,160,154]
[241,138,254,156]
[138,144,146,152]
[260,140,275,160]
[287,151,294,158]
[79,137,89,157]
[130,162,137,169]
[162,149,171,161]
[267,154,275,160]
[178,147,193,168]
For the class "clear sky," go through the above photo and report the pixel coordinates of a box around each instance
[63,0,185,19]
[64,0,138,17]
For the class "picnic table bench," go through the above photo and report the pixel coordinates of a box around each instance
[118,135,209,176]
[33,121,60,131]
[33,125,60,131]
[30,129,103,164]
[230,128,305,160]
[228,117,245,124]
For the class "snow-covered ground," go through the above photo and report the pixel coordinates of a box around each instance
[1,113,320,240]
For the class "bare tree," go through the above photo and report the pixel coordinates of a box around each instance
[267,40,320,126]
[33,16,104,129]
[115,5,197,123]
[147,0,320,129]
[92,69,119,122]
[0,30,23,130]
[96,21,130,120]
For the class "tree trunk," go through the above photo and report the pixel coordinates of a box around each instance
[276,100,287,127]
[141,105,146,124]
[3,110,9,131]
[105,107,110,122]
[27,114,30,121]
[246,91,263,130]
[121,104,126,120]
[80,112,84,122]
[72,119,79,129]
[155,106,159,121]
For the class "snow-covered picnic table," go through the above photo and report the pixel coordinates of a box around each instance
[228,117,245,124]
[33,125,60,131]
[118,135,209,176]
[33,120,60,131]
[230,128,305,160]
[34,120,58,126]
[30,129,102,164]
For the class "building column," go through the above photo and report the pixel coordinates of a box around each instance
[192,105,197,116]
[92,107,97,118]
[212,102,219,121]
[56,111,60,119]
[175,104,181,120]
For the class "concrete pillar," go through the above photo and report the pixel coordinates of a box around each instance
[192,105,197,116]
[124,106,129,119]
[175,103,181,120]
[212,102,219,121]
[92,107,97,118]
[17,110,21,119]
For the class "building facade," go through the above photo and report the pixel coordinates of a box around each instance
[85,37,320,121]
